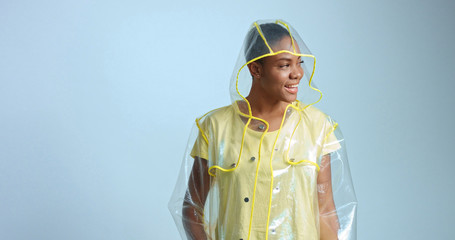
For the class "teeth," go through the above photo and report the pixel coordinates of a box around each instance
[286,84,298,88]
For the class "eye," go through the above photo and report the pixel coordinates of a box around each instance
[299,60,304,65]
[280,64,290,68]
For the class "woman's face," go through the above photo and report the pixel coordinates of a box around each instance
[258,36,304,103]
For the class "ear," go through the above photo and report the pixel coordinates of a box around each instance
[247,61,263,79]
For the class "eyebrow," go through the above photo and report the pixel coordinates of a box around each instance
[276,56,301,61]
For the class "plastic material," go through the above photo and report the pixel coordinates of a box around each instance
[169,19,357,240]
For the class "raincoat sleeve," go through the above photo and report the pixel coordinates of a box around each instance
[190,121,209,160]
[168,119,212,240]
[318,117,357,240]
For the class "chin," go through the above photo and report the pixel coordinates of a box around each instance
[284,96,297,103]
[282,99,296,104]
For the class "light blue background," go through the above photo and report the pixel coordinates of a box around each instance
[1,0,454,239]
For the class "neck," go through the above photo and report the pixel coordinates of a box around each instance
[245,90,289,119]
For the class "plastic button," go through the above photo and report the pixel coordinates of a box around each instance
[273,187,280,193]
[244,197,249,202]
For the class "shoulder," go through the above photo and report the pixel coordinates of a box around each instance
[195,104,235,130]
[299,104,338,130]
[206,105,234,118]
[300,104,329,121]
[198,104,234,122]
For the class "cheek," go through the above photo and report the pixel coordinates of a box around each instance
[266,75,286,87]
[277,72,290,83]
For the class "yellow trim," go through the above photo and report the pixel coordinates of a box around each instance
[204,102,274,238]
[236,50,322,115]
[204,99,272,238]
[284,104,302,161]
[287,158,320,170]
[207,117,256,177]
[195,107,225,145]
[254,22,273,54]
[206,105,272,177]
[195,119,209,145]
[280,104,322,171]
[305,56,323,109]
[246,121,269,240]
[323,121,339,144]
[264,104,291,240]
[276,20,296,53]
[262,103,321,240]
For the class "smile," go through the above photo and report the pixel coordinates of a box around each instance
[285,84,298,88]
[284,84,299,94]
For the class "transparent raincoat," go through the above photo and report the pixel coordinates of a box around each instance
[169,19,357,240]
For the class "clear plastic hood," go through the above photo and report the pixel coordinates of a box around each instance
[231,19,322,111]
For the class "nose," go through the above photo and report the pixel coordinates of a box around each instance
[290,66,303,80]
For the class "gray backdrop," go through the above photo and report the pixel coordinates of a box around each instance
[1,0,454,239]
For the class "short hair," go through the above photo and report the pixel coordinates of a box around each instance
[244,23,291,63]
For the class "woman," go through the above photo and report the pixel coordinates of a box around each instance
[169,19,357,240]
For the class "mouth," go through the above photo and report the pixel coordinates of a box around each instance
[284,84,299,94]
